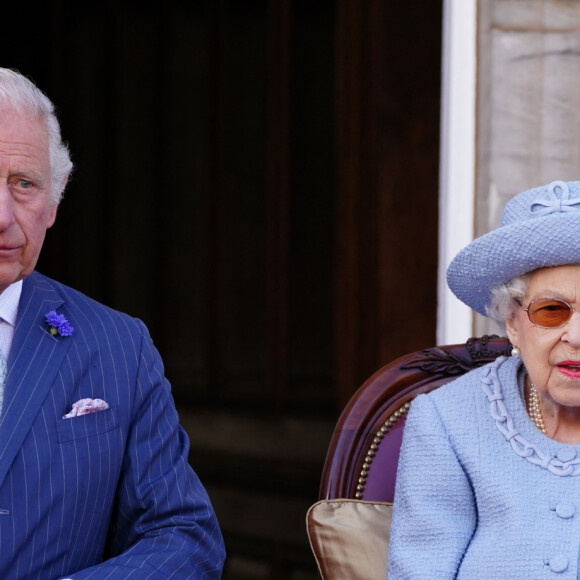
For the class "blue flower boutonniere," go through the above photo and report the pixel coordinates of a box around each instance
[45,310,74,337]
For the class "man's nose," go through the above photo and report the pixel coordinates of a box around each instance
[0,182,15,231]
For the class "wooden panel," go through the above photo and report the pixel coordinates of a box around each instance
[335,0,442,408]
[287,0,336,406]
[266,0,291,404]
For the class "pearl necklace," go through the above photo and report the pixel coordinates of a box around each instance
[527,381,546,434]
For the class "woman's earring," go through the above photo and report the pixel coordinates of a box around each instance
[511,346,520,357]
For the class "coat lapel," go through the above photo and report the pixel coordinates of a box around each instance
[0,272,72,488]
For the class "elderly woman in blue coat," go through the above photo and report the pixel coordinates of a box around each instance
[387,180,580,579]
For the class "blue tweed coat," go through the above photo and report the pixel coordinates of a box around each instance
[388,355,580,579]
[0,271,225,579]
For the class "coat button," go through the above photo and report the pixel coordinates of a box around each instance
[548,554,569,573]
[555,502,575,519]
[556,447,577,462]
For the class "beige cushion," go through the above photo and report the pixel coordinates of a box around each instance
[306,499,392,580]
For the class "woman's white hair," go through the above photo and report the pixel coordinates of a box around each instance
[486,273,531,330]
[0,68,73,205]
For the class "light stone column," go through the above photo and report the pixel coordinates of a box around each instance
[475,0,580,336]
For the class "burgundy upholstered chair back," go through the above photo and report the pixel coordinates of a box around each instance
[319,336,511,503]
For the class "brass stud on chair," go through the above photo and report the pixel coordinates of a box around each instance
[355,402,411,499]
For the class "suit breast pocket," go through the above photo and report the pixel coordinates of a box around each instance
[56,407,120,443]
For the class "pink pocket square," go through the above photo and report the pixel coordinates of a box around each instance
[62,398,109,419]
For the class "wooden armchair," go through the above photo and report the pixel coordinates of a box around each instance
[306,336,511,579]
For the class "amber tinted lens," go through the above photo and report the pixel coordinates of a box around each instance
[527,298,572,327]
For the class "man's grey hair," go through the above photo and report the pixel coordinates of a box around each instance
[0,68,73,205]
[486,273,531,330]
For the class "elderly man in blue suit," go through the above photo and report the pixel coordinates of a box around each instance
[0,68,225,579]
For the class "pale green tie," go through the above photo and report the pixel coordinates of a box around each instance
[0,349,7,416]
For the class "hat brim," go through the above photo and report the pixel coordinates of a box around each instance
[446,212,580,316]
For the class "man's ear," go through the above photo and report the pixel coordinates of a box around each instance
[47,204,58,229]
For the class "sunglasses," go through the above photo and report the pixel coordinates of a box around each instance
[516,297,580,328]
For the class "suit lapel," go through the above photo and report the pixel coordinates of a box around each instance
[0,272,72,488]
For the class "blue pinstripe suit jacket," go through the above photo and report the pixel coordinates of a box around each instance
[0,271,225,579]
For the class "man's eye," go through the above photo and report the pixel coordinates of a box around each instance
[18,179,33,189]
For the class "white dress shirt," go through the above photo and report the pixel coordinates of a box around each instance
[0,280,23,361]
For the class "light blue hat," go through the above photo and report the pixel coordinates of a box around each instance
[446,180,580,316]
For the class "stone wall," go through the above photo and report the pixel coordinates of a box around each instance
[475,0,580,335]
